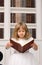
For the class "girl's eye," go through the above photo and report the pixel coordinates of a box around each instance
[22,31,25,32]
[18,30,25,32]
[18,31,21,32]
[18,31,25,32]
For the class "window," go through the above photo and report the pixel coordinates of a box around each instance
[0,28,4,38]
[1,0,41,40]
[11,13,36,23]
[0,0,4,39]
[0,13,4,23]
[10,0,36,39]
[11,13,15,23]
[0,0,4,6]
[11,0,35,7]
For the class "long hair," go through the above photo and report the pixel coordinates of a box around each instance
[12,22,31,40]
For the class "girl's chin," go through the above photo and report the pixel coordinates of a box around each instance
[19,37,24,39]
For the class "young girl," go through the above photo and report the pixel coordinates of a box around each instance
[5,22,38,65]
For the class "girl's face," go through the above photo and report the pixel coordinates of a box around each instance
[17,26,25,39]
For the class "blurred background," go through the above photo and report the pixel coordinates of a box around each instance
[0,0,42,65]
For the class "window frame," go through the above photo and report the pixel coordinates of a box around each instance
[0,0,41,40]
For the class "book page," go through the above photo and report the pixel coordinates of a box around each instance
[11,37,34,46]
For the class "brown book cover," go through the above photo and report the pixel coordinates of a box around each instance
[10,37,34,53]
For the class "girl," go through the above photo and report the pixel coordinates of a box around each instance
[5,22,38,65]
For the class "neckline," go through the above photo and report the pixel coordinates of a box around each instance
[18,38,25,40]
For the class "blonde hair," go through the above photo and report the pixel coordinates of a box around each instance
[12,22,31,40]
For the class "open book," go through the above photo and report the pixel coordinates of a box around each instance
[10,37,34,53]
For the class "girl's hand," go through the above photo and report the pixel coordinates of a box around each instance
[5,42,12,49]
[31,43,38,50]
[32,43,38,50]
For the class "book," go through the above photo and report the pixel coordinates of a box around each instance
[10,37,34,53]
